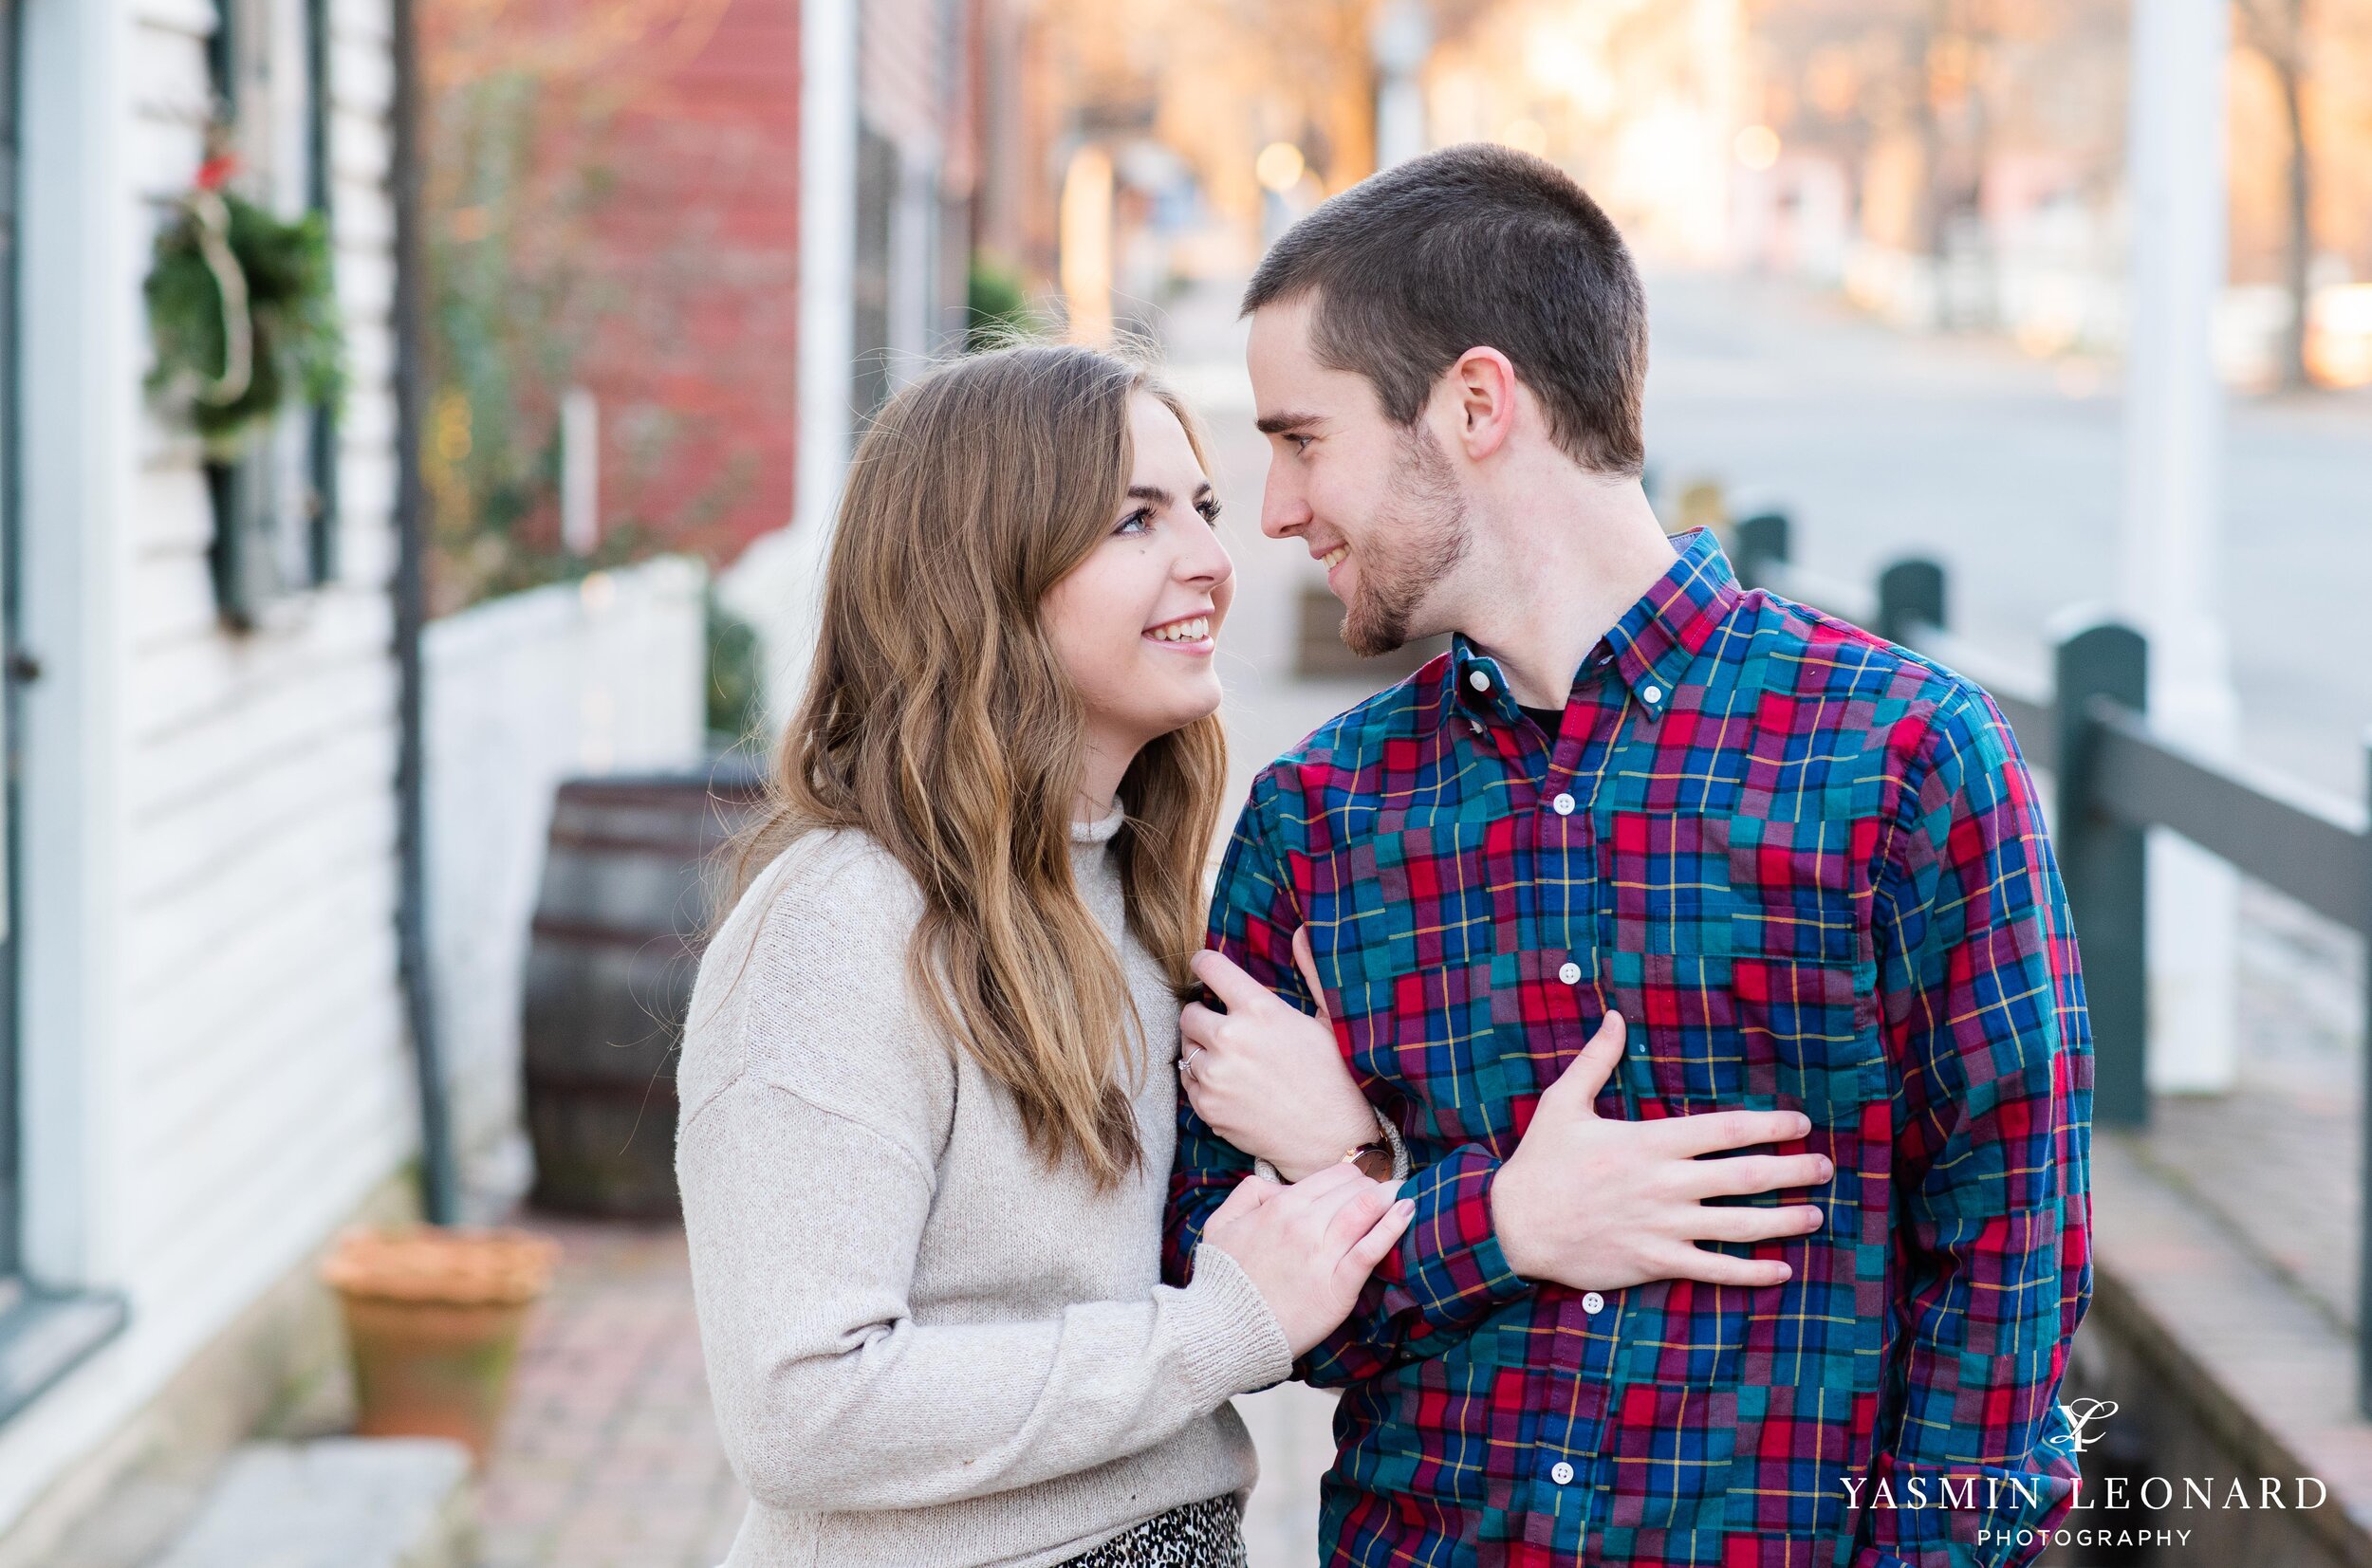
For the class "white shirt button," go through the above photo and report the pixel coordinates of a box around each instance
[1641,683,1664,704]
[1469,669,1492,692]
[1551,792,1575,816]
[1549,1460,1576,1485]
[1468,718,1485,735]
[1557,961,1583,986]
[1582,1291,1605,1315]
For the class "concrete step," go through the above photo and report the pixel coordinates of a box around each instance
[144,1440,473,1568]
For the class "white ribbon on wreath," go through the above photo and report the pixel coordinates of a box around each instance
[182,184,255,410]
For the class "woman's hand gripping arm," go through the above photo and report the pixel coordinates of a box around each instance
[1178,928,1398,1184]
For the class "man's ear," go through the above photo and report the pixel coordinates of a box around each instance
[1449,347,1519,461]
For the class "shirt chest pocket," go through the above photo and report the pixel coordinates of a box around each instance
[1596,809,1880,1122]
[1321,814,1592,1151]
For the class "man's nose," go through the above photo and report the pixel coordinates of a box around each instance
[1261,471,1309,540]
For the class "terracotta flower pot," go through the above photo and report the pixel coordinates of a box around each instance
[322,1225,561,1464]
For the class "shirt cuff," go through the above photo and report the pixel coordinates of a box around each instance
[1397,1144,1530,1331]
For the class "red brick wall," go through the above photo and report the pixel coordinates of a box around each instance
[570,0,803,566]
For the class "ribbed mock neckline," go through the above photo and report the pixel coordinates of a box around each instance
[1071,802,1125,845]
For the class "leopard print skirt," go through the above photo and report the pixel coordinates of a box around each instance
[1057,1496,1248,1568]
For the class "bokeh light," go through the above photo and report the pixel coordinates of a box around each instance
[1255,140,1306,194]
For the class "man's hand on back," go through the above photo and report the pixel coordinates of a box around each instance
[1490,1013,1832,1291]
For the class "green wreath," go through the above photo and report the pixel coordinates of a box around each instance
[145,175,345,457]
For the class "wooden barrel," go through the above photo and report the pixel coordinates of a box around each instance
[521,761,767,1218]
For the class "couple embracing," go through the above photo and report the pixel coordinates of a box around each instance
[676,145,2094,1568]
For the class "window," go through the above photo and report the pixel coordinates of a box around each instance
[206,0,337,630]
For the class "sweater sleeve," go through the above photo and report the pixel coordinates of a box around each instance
[676,839,1293,1517]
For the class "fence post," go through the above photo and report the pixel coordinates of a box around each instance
[2054,618,2149,1128]
[1733,510,1789,592]
[2358,732,2372,1418]
[1876,559,1947,646]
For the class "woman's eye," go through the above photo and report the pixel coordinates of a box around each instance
[1196,499,1223,524]
[1115,507,1154,535]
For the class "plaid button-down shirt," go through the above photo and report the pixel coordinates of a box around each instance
[1165,528,2092,1568]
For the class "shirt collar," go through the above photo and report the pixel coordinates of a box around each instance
[1444,526,1741,725]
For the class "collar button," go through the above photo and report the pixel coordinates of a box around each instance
[1468,669,1492,693]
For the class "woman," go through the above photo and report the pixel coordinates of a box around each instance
[677,342,1409,1568]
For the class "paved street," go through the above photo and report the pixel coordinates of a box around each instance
[1640,267,2372,798]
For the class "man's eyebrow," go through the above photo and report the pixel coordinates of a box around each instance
[1254,411,1324,435]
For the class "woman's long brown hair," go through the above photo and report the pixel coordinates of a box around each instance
[727,344,1228,1188]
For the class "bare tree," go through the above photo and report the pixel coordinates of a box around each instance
[2236,0,2315,388]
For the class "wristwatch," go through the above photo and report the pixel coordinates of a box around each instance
[1343,1137,1396,1183]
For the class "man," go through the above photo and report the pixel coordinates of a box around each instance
[1163,144,2091,1568]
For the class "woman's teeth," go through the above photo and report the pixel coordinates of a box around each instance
[1322,546,1348,570]
[1148,617,1210,643]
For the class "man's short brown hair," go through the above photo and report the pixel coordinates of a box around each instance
[1242,143,1647,477]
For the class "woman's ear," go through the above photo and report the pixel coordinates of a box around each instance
[1451,347,1520,461]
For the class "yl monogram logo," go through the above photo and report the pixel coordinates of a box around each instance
[2052,1397,2119,1453]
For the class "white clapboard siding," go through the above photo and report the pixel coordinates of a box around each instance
[122,802,397,1022]
[102,0,411,1329]
[0,0,410,1534]
[124,551,232,649]
[0,0,414,1542]
[124,758,397,972]
[127,1043,410,1367]
[126,930,405,1257]
[124,594,394,741]
[126,915,402,1205]
[125,634,393,815]
[136,0,218,34]
[130,464,216,554]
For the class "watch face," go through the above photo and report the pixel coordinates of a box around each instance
[1351,1145,1394,1183]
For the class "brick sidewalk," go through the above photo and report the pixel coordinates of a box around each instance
[476,1218,746,1568]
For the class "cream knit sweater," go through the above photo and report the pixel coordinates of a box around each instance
[676,808,1295,1568]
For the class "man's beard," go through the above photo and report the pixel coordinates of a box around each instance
[1341,423,1472,658]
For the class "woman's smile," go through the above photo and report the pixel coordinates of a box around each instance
[1143,611,1216,653]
